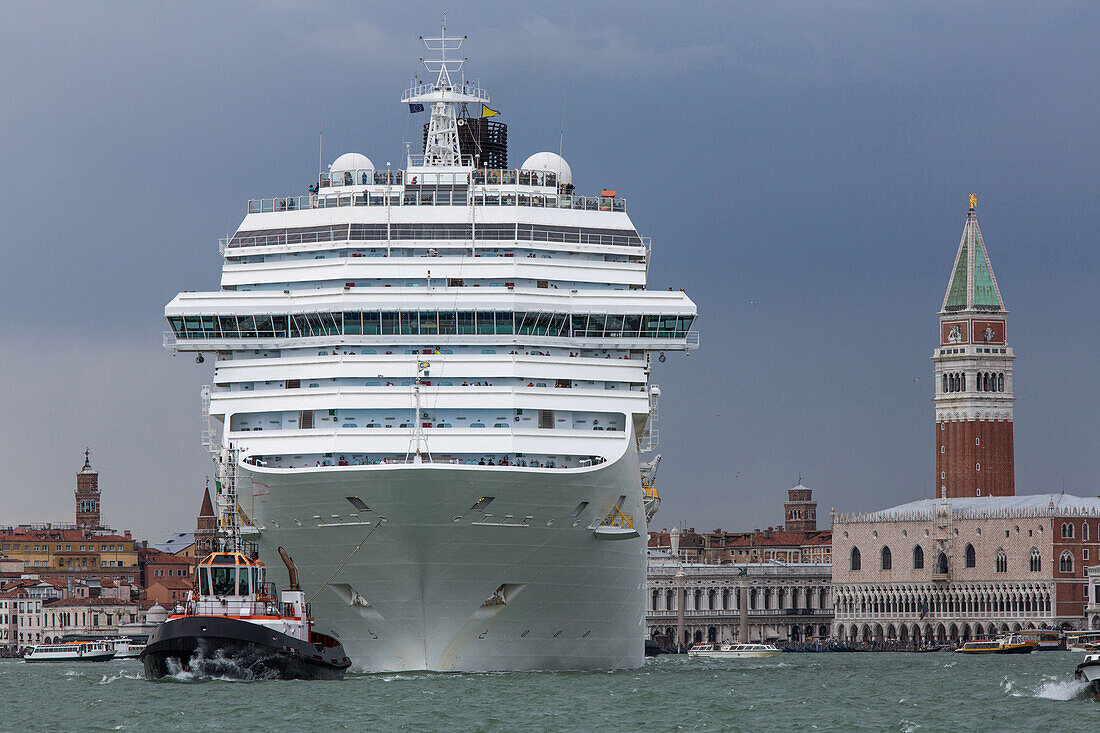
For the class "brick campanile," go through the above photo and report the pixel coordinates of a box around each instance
[933,195,1015,498]
[75,448,101,528]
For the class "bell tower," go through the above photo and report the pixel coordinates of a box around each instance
[75,448,101,528]
[933,196,1015,498]
[784,480,817,532]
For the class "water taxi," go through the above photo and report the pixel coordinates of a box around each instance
[954,635,1036,654]
[1074,653,1100,699]
[687,643,781,659]
[140,547,350,680]
[24,640,116,663]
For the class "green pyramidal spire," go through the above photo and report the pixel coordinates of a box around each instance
[941,195,1006,313]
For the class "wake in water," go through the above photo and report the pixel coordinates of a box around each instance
[161,644,281,683]
[99,670,144,685]
[1001,673,1090,701]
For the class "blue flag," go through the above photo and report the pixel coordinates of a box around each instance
[409,103,425,113]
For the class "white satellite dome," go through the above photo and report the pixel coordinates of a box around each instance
[521,152,572,186]
[329,152,374,173]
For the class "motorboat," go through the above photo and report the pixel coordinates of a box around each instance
[141,547,350,680]
[954,634,1036,654]
[1075,653,1100,699]
[687,642,781,659]
[110,637,145,659]
[24,640,116,663]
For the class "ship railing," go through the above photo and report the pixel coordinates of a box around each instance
[685,330,700,350]
[319,168,405,189]
[243,191,627,216]
[405,153,478,167]
[401,82,490,102]
[598,508,634,531]
[223,230,646,251]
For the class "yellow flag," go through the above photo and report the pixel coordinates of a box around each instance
[480,105,500,118]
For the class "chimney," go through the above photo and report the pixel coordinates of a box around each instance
[142,540,148,548]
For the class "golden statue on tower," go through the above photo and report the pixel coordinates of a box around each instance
[969,193,977,210]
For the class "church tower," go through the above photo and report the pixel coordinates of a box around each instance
[75,449,101,528]
[195,484,217,557]
[784,480,817,532]
[933,196,1015,498]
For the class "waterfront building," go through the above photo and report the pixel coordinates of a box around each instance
[0,526,139,585]
[146,578,193,608]
[0,585,45,653]
[646,558,833,646]
[162,24,697,672]
[41,597,144,642]
[831,495,1100,643]
[1087,565,1100,630]
[137,547,193,589]
[648,483,831,565]
[831,200,1095,644]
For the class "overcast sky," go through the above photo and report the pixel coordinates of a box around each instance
[1,2,1096,540]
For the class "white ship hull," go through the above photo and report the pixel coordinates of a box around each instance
[242,444,646,672]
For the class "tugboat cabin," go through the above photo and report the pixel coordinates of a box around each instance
[198,552,266,599]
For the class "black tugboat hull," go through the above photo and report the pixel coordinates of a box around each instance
[140,616,350,681]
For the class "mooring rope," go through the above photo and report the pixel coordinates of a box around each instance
[306,517,387,605]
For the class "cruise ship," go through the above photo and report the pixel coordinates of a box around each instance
[164,24,697,672]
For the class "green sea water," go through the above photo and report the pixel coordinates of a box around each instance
[1,652,1094,731]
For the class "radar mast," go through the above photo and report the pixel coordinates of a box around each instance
[402,17,490,167]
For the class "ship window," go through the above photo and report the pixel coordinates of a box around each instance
[238,567,250,595]
[199,568,211,596]
[210,567,236,596]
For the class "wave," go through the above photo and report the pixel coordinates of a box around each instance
[99,670,144,685]
[1001,673,1089,700]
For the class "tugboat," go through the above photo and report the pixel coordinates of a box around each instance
[141,546,350,680]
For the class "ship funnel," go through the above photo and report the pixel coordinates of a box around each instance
[278,546,300,590]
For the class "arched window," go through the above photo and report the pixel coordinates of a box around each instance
[995,549,1007,573]
[850,547,861,571]
[1062,523,1075,539]
[999,373,1004,391]
[936,552,949,575]
[881,546,892,570]
[913,545,924,569]
[965,543,976,568]
[1059,551,1074,573]
[943,374,948,393]
[1083,523,1089,542]
[1029,548,1041,572]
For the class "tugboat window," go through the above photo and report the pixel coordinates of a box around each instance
[211,567,237,596]
[199,567,211,596]
[238,566,250,595]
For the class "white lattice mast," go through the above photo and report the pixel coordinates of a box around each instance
[404,17,489,167]
[405,360,433,464]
